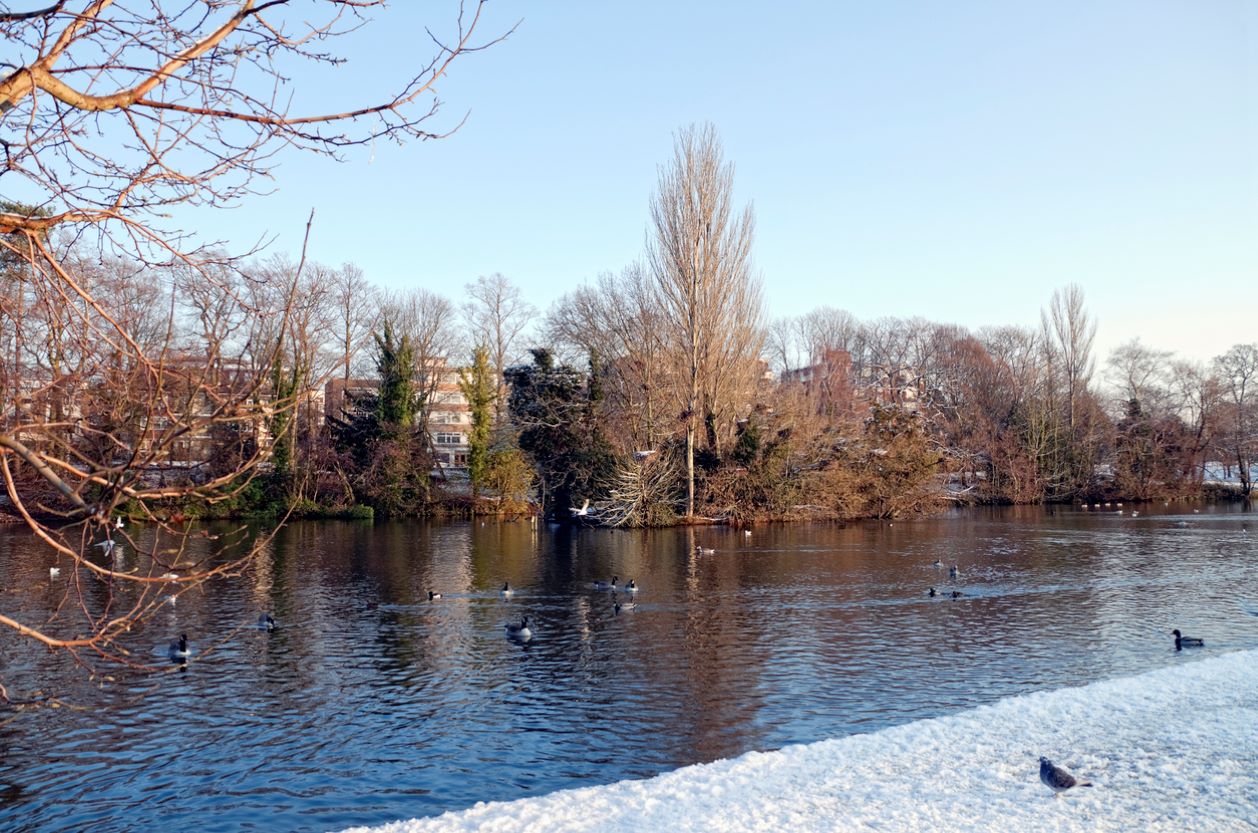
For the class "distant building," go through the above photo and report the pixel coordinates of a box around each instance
[324,358,471,471]
[858,364,923,413]
[780,348,855,416]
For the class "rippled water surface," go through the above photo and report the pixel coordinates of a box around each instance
[2,505,1256,832]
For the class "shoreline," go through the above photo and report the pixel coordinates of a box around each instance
[338,650,1258,833]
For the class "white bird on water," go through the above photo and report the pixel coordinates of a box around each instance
[49,566,61,579]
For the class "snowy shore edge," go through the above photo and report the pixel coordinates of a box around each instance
[338,650,1258,833]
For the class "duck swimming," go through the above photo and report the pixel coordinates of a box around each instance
[505,616,532,641]
[1172,629,1203,649]
[593,576,619,591]
[257,614,277,631]
[428,591,442,601]
[500,582,513,598]
[695,545,715,555]
[167,633,190,662]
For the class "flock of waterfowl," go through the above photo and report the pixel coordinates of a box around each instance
[48,511,1242,666]
[493,575,641,642]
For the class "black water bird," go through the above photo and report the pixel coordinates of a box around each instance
[1172,629,1203,649]
[1039,757,1092,795]
[928,587,937,597]
[500,582,513,598]
[167,633,190,662]
[428,591,442,601]
[505,616,532,641]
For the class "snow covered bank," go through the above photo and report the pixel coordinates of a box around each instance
[340,651,1258,833]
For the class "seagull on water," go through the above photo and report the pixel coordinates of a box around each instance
[1172,629,1203,650]
[695,544,715,555]
[49,566,61,579]
[1039,757,1092,795]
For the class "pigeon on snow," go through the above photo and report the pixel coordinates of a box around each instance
[1039,757,1092,795]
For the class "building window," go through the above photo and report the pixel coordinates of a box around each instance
[435,432,463,445]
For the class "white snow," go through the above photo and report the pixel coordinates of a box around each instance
[339,651,1258,833]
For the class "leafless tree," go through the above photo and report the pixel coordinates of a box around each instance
[802,306,863,367]
[765,316,805,376]
[463,273,535,420]
[330,263,380,382]
[0,1,507,680]
[1105,339,1174,415]
[545,263,668,454]
[648,123,761,516]
[1170,359,1220,487]
[1213,343,1258,495]
[1041,284,1096,433]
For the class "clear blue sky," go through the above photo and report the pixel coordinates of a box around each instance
[183,1,1256,365]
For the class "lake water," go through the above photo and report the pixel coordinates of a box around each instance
[1,505,1256,832]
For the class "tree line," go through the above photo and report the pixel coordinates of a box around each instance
[1,2,1252,680]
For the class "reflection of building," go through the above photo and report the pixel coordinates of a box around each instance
[324,358,471,471]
